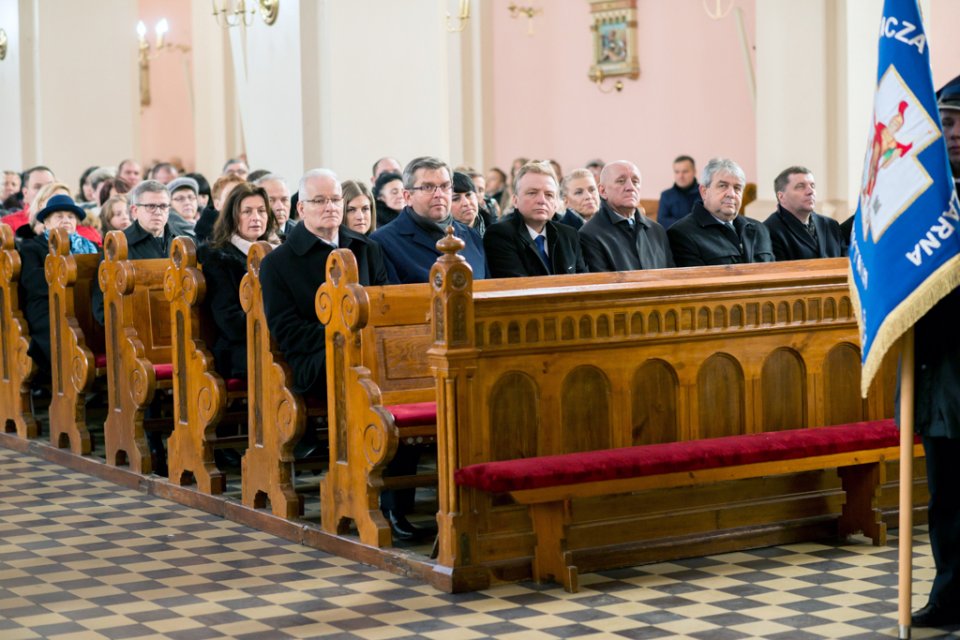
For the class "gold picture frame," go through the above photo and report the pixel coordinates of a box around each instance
[588,0,640,84]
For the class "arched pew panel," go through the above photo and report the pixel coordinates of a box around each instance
[46,227,104,454]
[100,230,172,474]
[0,223,38,439]
[239,241,305,520]
[164,237,228,494]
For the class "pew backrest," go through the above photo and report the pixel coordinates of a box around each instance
[0,223,37,438]
[46,227,104,453]
[239,241,305,518]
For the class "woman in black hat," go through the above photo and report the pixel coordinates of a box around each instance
[19,194,100,377]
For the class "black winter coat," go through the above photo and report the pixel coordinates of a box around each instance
[667,202,774,267]
[764,206,846,261]
[578,201,674,272]
[259,224,388,398]
[197,243,249,379]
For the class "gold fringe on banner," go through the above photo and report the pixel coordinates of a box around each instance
[850,251,960,398]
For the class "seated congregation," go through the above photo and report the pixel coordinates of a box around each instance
[0,152,921,595]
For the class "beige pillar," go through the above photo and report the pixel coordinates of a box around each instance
[3,0,139,189]
[747,0,885,222]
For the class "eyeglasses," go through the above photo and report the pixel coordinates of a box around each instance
[302,196,344,207]
[408,183,453,194]
[136,203,170,213]
[171,193,197,203]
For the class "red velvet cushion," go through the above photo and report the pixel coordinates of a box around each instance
[153,363,173,380]
[455,420,902,494]
[387,402,437,428]
[225,378,246,392]
[94,354,107,368]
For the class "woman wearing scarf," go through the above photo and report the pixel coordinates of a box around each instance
[19,194,100,378]
[197,182,280,380]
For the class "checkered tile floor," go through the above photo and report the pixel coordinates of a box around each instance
[0,446,957,639]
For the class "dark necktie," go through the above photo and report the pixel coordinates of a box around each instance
[534,235,551,273]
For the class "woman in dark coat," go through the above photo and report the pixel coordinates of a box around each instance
[197,182,280,380]
[20,195,99,377]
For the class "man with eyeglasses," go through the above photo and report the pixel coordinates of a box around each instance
[370,156,487,284]
[166,177,200,237]
[91,179,178,475]
[259,169,389,457]
[254,174,295,236]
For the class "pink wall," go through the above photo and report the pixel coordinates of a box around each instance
[138,0,195,173]
[930,2,960,91]
[488,0,757,197]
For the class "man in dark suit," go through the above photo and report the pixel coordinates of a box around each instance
[764,167,845,261]
[483,161,586,278]
[667,158,774,267]
[370,157,486,284]
[911,73,960,629]
[579,160,673,272]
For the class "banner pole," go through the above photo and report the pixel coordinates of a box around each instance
[898,327,915,640]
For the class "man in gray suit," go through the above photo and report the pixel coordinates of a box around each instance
[578,161,673,272]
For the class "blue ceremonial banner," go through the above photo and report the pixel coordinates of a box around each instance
[849,0,960,396]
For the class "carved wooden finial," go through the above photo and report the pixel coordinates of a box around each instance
[170,236,197,270]
[436,225,466,257]
[49,228,70,257]
[0,223,13,250]
[104,230,129,262]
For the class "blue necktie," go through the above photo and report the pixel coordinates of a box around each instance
[534,235,550,272]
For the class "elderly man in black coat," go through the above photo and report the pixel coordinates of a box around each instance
[259,169,387,401]
[667,158,774,267]
[259,169,430,542]
[578,160,673,272]
[763,166,845,261]
[484,161,586,278]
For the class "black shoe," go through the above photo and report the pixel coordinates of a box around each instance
[384,510,421,541]
[912,602,960,627]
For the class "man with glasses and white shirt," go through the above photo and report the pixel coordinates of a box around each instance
[370,156,487,284]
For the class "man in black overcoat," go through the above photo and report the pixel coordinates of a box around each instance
[259,169,429,541]
[667,158,774,267]
[483,161,586,278]
[911,73,960,629]
[763,166,845,261]
[578,160,673,272]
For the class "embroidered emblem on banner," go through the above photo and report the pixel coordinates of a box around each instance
[860,66,941,242]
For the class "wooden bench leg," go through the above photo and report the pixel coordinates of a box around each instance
[838,461,887,546]
[528,501,579,593]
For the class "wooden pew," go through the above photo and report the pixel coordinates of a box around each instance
[457,420,922,592]
[0,223,38,439]
[46,227,106,454]
[100,230,173,474]
[239,241,306,519]
[164,236,244,494]
[417,233,903,589]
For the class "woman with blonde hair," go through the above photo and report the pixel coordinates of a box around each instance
[99,195,131,232]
